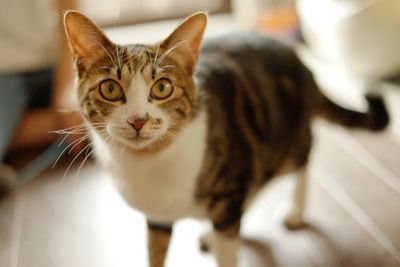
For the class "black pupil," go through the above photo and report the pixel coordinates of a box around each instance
[108,84,114,93]
[159,82,164,92]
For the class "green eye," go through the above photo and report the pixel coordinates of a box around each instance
[151,78,173,100]
[99,79,124,101]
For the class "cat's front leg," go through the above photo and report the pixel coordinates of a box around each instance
[284,166,308,229]
[214,231,240,267]
[212,223,240,267]
[203,188,245,266]
[147,221,173,267]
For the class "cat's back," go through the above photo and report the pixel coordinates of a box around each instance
[197,31,301,77]
[196,31,314,137]
[195,32,315,183]
[196,31,313,110]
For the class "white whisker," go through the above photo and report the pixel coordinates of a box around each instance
[156,65,175,75]
[100,66,114,70]
[94,40,118,69]
[68,134,90,155]
[52,134,88,169]
[156,40,186,69]
[57,132,71,147]
[119,142,126,159]
[153,43,161,70]
[115,45,123,71]
[76,143,95,179]
[63,142,93,181]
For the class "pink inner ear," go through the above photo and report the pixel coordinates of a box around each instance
[160,13,207,73]
[74,42,107,70]
[69,33,111,67]
[65,11,114,70]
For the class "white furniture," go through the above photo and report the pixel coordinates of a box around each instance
[297,0,400,82]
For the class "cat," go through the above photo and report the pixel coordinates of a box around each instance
[64,11,389,267]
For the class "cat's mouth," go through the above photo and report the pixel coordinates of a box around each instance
[118,131,154,143]
[109,133,155,150]
[105,124,166,150]
[132,135,152,141]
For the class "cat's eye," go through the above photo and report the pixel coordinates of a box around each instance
[99,79,124,101]
[151,78,173,100]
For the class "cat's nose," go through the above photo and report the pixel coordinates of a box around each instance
[127,116,148,131]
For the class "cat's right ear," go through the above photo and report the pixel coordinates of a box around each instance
[161,12,207,74]
[64,11,113,71]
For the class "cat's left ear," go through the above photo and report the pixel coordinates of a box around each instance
[64,11,115,72]
[161,12,207,74]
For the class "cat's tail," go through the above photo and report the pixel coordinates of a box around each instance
[315,91,389,131]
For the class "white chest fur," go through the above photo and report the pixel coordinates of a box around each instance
[93,112,208,224]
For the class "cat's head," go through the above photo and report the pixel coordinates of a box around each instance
[64,11,207,153]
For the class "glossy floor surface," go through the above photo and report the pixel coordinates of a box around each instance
[1,15,400,267]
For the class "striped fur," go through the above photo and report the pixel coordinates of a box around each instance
[195,33,315,233]
[64,11,389,267]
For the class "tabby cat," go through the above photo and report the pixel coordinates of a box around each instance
[64,11,389,267]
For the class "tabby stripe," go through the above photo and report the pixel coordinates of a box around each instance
[121,48,129,63]
[212,198,243,232]
[140,51,153,75]
[225,56,266,181]
[147,221,173,233]
[221,52,268,141]
[200,65,253,230]
[80,86,97,107]
[175,107,186,118]
[181,87,194,108]
[88,110,97,117]
[127,62,132,73]
[207,187,245,209]
[140,64,147,74]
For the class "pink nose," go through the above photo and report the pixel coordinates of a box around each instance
[127,116,148,131]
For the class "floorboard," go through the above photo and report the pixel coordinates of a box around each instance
[1,15,399,267]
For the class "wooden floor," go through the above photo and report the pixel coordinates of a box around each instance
[1,119,399,267]
[1,16,400,267]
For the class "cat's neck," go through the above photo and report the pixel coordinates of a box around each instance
[92,111,209,222]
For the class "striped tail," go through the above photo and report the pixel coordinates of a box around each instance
[316,92,389,131]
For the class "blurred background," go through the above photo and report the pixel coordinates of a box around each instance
[0,0,399,267]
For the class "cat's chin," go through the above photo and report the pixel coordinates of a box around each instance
[108,132,176,154]
[103,125,176,153]
[112,134,156,151]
